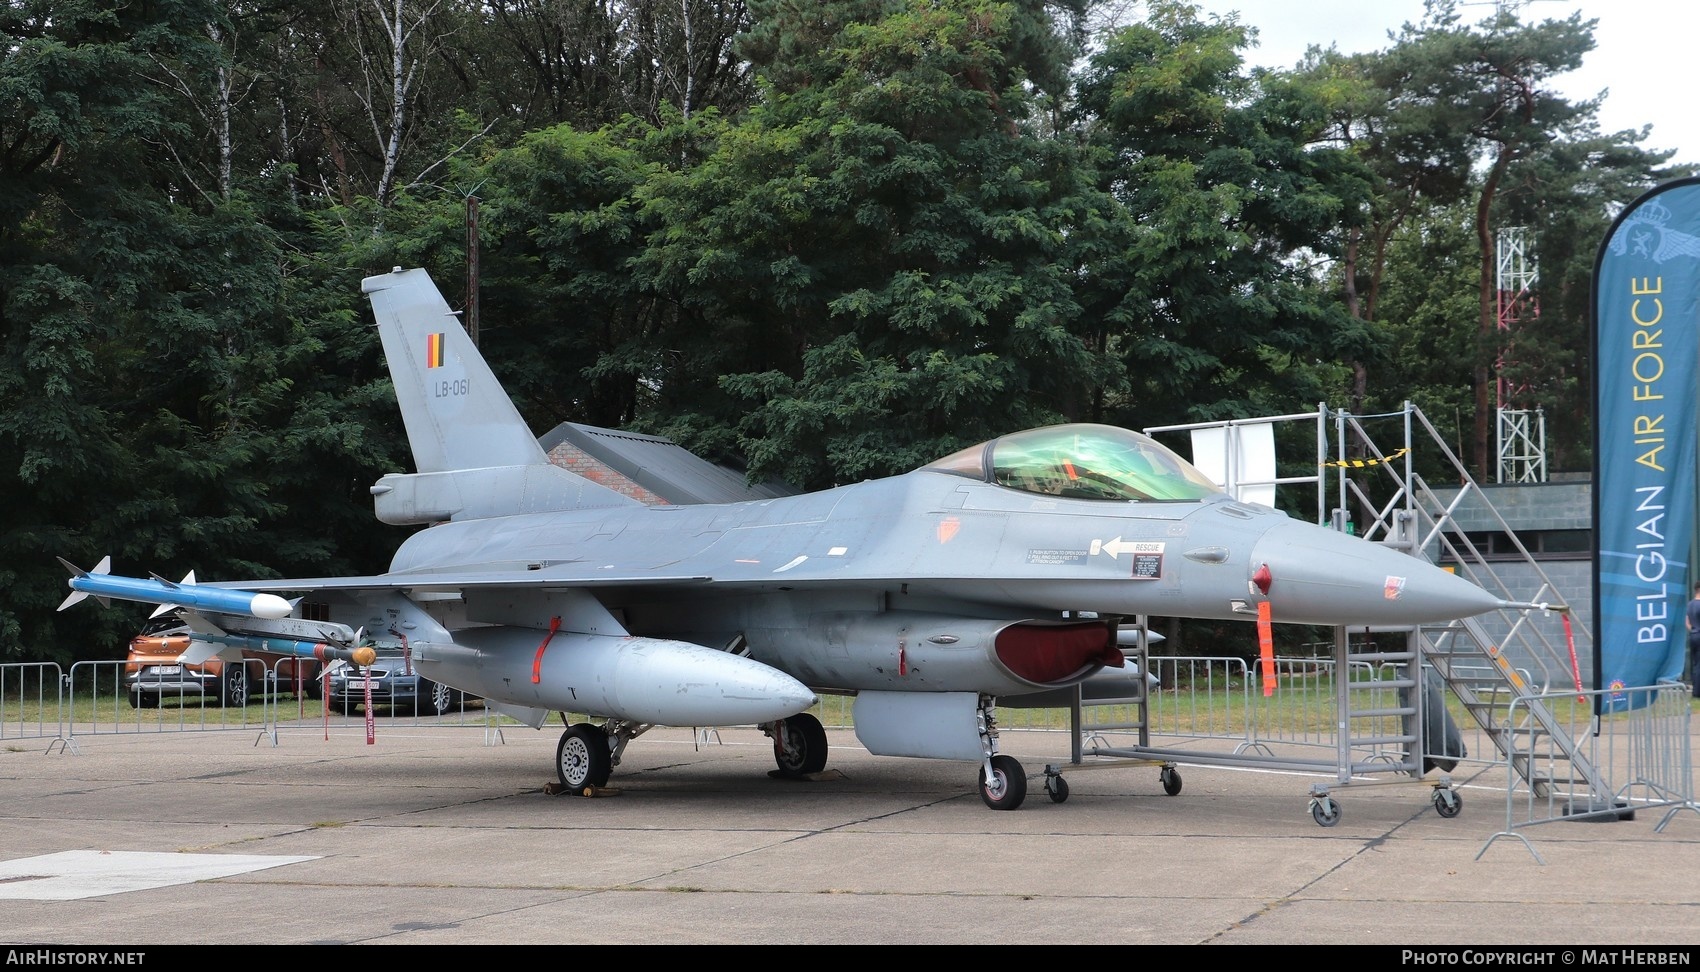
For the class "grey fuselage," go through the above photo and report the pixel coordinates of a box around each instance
[378,466,1492,696]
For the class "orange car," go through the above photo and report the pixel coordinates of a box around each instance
[123,619,323,708]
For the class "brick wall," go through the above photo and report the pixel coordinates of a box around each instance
[546,442,669,505]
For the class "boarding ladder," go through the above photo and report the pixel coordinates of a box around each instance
[1326,404,1614,807]
[1054,403,1617,816]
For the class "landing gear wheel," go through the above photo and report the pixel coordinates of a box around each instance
[979,754,1027,811]
[1160,765,1183,796]
[1310,796,1341,827]
[1046,773,1069,804]
[221,664,251,708]
[1433,788,1462,818]
[557,723,612,792]
[771,712,829,777]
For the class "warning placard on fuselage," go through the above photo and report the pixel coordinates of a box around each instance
[1130,547,1163,579]
[1026,548,1089,566]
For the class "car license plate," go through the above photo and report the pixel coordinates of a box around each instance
[153,665,183,675]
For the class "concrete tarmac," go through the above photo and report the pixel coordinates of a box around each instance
[2,717,1698,946]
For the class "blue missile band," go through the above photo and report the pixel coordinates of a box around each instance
[67,572,293,620]
[195,632,332,659]
[189,633,374,667]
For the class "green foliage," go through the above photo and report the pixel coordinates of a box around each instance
[630,2,1120,488]
[1074,2,1372,429]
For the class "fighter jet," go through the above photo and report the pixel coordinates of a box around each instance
[62,267,1516,810]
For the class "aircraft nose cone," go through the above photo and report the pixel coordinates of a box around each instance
[1250,520,1500,626]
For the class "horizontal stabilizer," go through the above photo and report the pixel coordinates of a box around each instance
[370,464,637,524]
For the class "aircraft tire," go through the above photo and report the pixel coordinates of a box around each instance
[558,723,612,792]
[979,754,1027,811]
[772,713,829,777]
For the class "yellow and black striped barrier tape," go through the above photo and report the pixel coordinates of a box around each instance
[1321,448,1409,469]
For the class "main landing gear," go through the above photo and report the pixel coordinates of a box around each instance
[556,722,612,793]
[551,713,833,796]
[553,718,643,795]
[766,712,830,777]
[547,697,1039,812]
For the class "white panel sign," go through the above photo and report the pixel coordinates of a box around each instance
[1190,423,1276,507]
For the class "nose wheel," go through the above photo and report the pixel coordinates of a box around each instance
[979,754,1027,810]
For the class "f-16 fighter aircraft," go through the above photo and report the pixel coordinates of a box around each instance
[62,268,1517,810]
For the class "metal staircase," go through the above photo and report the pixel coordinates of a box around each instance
[1424,616,1609,801]
[1323,404,1614,806]
[1054,403,1626,822]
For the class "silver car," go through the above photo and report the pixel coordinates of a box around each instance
[326,648,475,716]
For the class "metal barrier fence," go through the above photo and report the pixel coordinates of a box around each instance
[68,658,275,744]
[1478,682,1700,863]
[17,654,1488,763]
[24,656,1700,852]
[46,659,496,749]
[0,662,64,743]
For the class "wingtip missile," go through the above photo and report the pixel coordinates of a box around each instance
[54,557,98,611]
[56,557,294,621]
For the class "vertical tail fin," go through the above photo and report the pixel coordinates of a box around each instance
[362,268,551,473]
[361,268,637,522]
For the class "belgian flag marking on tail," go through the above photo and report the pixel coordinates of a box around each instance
[426,332,445,368]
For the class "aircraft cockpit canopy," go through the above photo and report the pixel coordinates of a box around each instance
[922,424,1225,502]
